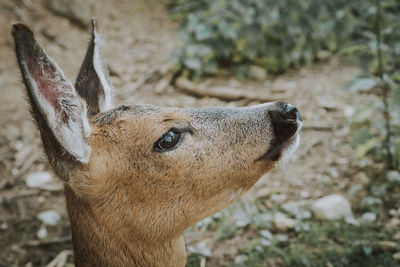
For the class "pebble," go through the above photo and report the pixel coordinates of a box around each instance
[361,212,377,223]
[393,251,400,261]
[270,194,287,203]
[26,171,62,191]
[312,194,353,220]
[250,65,267,81]
[37,210,61,226]
[37,225,48,239]
[26,171,52,188]
[387,171,400,183]
[273,212,296,231]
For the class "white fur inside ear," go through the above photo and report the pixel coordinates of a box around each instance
[93,30,113,112]
[24,57,91,163]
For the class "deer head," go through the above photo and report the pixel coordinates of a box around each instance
[12,20,302,266]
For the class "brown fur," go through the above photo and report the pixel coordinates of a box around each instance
[12,21,301,266]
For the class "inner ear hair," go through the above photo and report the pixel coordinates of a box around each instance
[75,18,113,118]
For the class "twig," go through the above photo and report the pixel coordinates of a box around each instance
[46,250,73,267]
[118,63,173,96]
[21,236,71,247]
[175,77,285,102]
[155,73,173,94]
[13,151,42,177]
[200,257,206,267]
[302,122,334,131]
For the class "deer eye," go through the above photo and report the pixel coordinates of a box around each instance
[154,129,185,152]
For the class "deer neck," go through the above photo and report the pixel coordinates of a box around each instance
[64,186,186,266]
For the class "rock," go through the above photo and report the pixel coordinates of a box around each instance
[300,190,310,199]
[317,50,331,61]
[37,225,48,239]
[361,212,377,223]
[362,196,383,207]
[45,0,94,29]
[386,218,400,231]
[234,255,248,264]
[273,212,296,231]
[265,257,285,267]
[387,171,400,183]
[260,230,273,240]
[250,65,267,81]
[25,171,62,191]
[0,222,7,230]
[394,232,400,240]
[282,200,312,220]
[255,188,271,198]
[312,194,353,220]
[37,210,61,226]
[394,251,400,261]
[377,241,398,252]
[270,194,287,203]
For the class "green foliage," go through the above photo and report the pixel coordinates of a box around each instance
[236,221,398,267]
[342,0,400,170]
[169,0,370,78]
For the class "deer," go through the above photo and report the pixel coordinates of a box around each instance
[12,19,302,266]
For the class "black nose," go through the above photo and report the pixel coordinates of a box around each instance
[269,102,302,145]
[282,103,303,122]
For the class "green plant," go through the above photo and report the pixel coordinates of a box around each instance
[344,0,400,170]
[169,0,363,78]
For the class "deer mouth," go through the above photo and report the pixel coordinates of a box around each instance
[255,129,301,162]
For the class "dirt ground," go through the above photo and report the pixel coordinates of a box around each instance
[0,0,386,266]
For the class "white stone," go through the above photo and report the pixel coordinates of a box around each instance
[312,194,353,220]
[37,225,48,239]
[361,212,377,223]
[393,251,400,261]
[37,210,61,226]
[26,171,62,191]
[260,230,273,240]
[270,194,287,203]
[387,171,400,183]
[250,65,267,81]
[273,212,296,231]
[26,172,52,187]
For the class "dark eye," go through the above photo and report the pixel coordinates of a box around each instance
[154,129,184,152]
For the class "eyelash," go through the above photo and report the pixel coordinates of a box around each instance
[153,128,192,152]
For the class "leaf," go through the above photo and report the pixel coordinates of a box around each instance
[342,77,377,92]
[356,137,381,158]
[183,57,202,71]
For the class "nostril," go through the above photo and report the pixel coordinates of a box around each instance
[283,103,302,122]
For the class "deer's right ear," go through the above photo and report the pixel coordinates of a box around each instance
[12,24,91,180]
[75,18,113,118]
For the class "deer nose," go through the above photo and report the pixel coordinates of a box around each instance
[282,103,302,122]
[269,102,302,144]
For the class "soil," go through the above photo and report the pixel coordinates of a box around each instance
[0,0,384,266]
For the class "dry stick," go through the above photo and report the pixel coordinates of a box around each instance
[46,250,73,267]
[375,0,393,168]
[20,236,72,247]
[175,77,285,102]
[302,122,334,131]
[118,63,173,96]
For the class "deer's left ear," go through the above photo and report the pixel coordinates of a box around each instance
[75,18,113,118]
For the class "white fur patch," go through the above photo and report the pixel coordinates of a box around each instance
[23,56,91,163]
[93,30,113,112]
[279,121,303,166]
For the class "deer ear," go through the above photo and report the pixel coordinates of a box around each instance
[12,24,91,174]
[75,18,113,118]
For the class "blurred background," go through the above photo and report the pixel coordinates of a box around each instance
[0,0,399,266]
